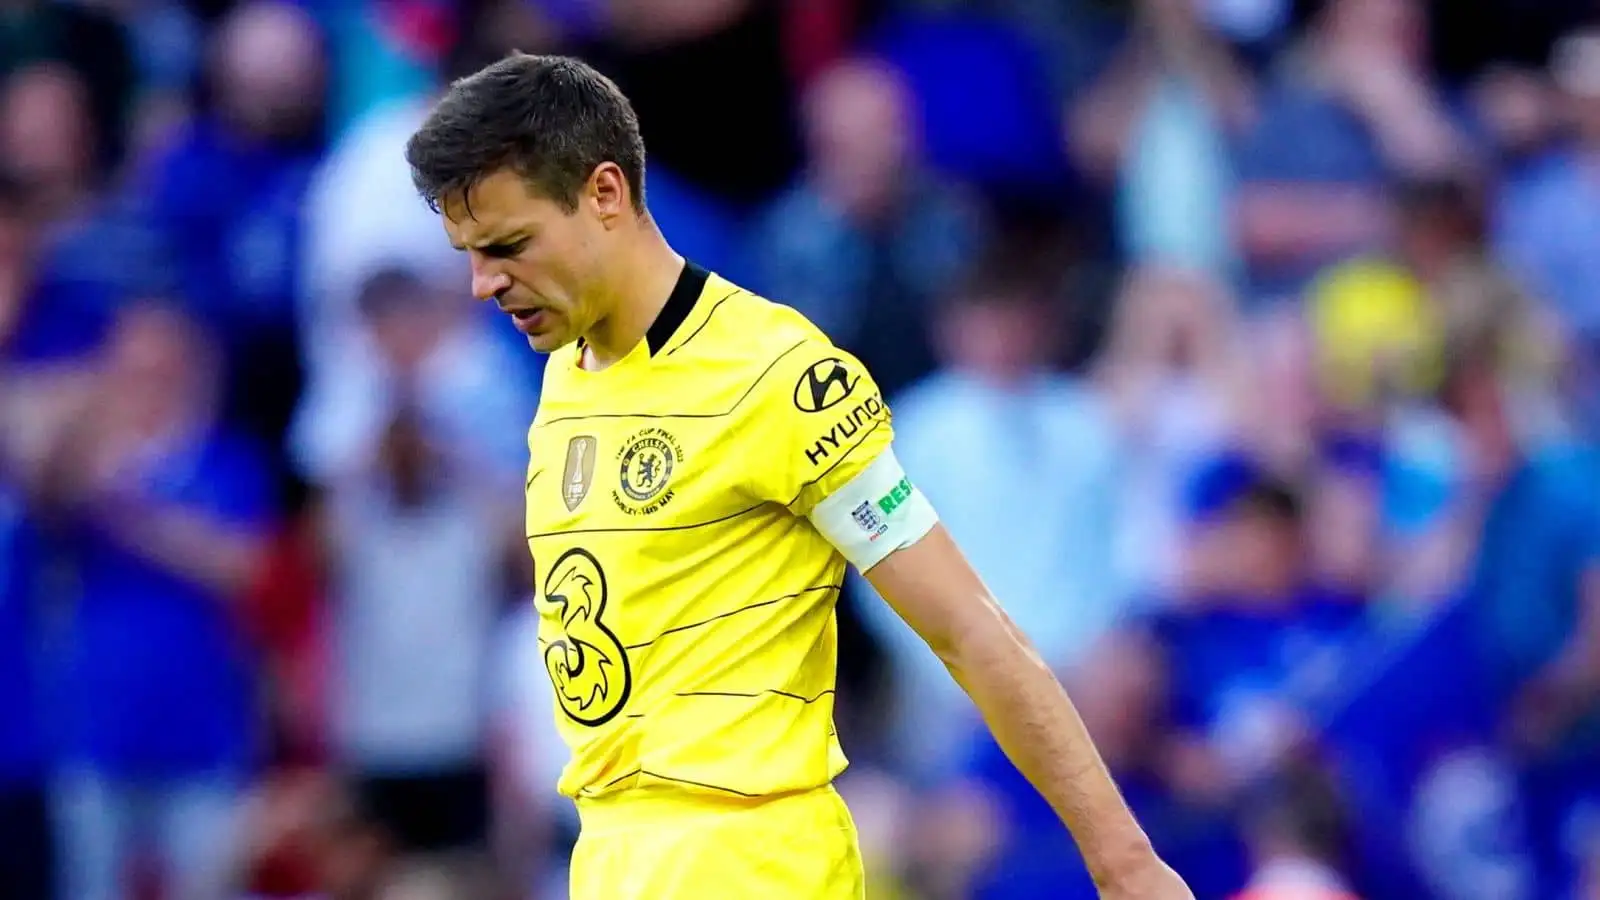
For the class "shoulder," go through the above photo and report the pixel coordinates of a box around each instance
[665,275,849,396]
[682,276,829,352]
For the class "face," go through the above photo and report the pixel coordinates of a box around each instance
[936,295,1054,380]
[804,58,913,218]
[0,64,93,192]
[441,167,624,353]
[212,0,326,140]
[1222,508,1303,600]
[101,304,209,431]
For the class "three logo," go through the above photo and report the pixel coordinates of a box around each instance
[540,548,632,726]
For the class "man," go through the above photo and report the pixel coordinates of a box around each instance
[404,52,1192,900]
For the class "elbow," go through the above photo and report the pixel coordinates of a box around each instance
[923,624,965,670]
[928,597,1040,677]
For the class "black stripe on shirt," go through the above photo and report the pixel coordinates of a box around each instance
[624,583,841,651]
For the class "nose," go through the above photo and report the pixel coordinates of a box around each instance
[470,256,511,302]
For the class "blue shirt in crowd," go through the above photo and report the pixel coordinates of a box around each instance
[0,481,45,787]
[60,429,273,777]
[141,118,320,336]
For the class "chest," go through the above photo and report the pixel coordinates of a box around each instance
[524,418,747,535]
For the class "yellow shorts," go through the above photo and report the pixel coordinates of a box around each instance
[569,785,865,899]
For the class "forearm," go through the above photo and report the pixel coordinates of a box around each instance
[1235,185,1392,264]
[1360,92,1464,175]
[940,606,1154,885]
[96,500,263,596]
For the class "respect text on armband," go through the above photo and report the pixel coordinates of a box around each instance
[804,392,887,467]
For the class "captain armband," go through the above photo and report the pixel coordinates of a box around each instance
[807,449,938,572]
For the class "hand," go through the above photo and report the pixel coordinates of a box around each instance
[1100,856,1196,900]
[35,420,130,511]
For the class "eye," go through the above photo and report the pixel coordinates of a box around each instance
[480,239,528,259]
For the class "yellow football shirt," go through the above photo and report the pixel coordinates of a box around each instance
[526,262,895,800]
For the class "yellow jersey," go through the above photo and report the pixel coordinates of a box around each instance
[526,262,896,801]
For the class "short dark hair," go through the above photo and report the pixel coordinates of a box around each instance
[356,266,430,319]
[406,53,646,215]
[1240,760,1353,867]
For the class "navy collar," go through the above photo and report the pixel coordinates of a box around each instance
[645,260,709,355]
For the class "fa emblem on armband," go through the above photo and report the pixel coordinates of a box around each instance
[851,501,883,534]
[563,435,598,511]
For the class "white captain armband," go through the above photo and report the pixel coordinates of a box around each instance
[808,449,938,572]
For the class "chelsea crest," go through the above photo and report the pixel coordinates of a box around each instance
[614,427,684,515]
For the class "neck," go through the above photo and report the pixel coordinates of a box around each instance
[583,218,682,368]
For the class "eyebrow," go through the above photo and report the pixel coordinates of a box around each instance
[452,233,524,253]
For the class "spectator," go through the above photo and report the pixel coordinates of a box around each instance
[1,63,99,226]
[0,0,136,178]
[1493,26,1600,434]
[137,0,329,455]
[750,53,987,399]
[1072,0,1255,276]
[304,269,526,870]
[39,300,275,900]
[1097,265,1242,598]
[2,62,165,364]
[0,187,48,900]
[1406,745,1537,900]
[583,0,805,206]
[487,598,573,900]
[290,268,535,492]
[1233,0,1468,305]
[1149,458,1371,799]
[1439,349,1600,896]
[872,6,1075,204]
[1232,762,1363,900]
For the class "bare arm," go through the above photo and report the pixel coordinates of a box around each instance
[864,525,1189,896]
[1234,182,1393,267]
[94,497,266,597]
[765,345,1181,893]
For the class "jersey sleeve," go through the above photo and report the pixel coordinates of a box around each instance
[745,340,893,513]
[744,340,938,570]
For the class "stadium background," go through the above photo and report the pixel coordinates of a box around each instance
[1,0,1599,898]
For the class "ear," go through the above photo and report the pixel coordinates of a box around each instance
[589,162,630,226]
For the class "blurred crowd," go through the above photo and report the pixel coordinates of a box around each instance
[0,0,1598,898]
